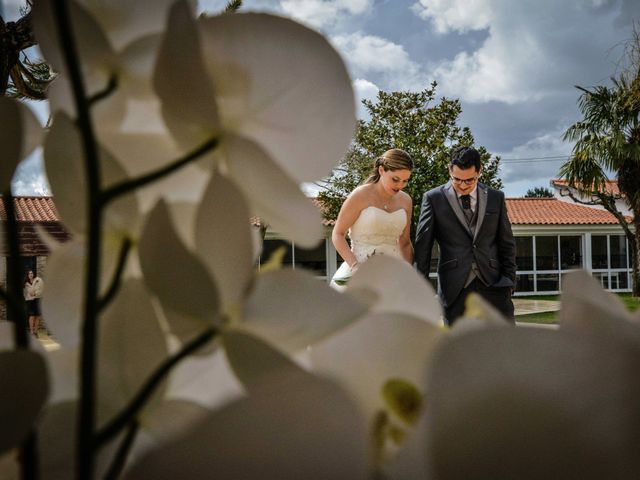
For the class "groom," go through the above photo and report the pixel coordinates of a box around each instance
[414,146,516,325]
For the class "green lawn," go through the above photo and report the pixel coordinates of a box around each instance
[516,293,640,324]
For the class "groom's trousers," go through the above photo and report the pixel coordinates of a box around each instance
[444,277,515,326]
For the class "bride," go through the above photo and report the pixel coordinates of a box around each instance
[330,148,414,288]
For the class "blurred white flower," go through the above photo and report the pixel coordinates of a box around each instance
[423,270,640,479]
[151,2,356,246]
[309,256,444,473]
[126,367,369,480]
[138,171,368,356]
[0,97,42,191]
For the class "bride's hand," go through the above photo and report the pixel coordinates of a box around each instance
[349,261,359,272]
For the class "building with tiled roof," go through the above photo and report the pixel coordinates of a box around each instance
[507,198,631,225]
[259,195,635,297]
[0,197,71,321]
[503,197,633,295]
[550,178,630,216]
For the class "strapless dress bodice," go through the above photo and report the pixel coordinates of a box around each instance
[349,206,407,261]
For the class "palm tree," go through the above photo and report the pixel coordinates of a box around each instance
[0,1,54,99]
[561,75,640,295]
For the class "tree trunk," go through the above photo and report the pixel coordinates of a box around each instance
[618,159,640,296]
[633,214,640,296]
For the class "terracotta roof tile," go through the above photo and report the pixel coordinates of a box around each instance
[551,178,621,195]
[506,198,630,225]
[0,196,61,222]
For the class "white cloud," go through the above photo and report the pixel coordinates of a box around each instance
[498,127,573,185]
[418,0,640,104]
[280,0,372,29]
[353,78,379,118]
[12,149,51,197]
[412,0,492,33]
[331,32,428,90]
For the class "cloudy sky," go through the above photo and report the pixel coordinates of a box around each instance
[10,0,640,197]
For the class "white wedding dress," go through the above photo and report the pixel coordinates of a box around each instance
[330,206,407,289]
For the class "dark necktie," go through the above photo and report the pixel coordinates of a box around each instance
[460,195,473,223]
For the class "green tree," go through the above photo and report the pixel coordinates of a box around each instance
[317,82,503,233]
[525,186,554,198]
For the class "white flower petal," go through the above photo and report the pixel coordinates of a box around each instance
[44,113,140,238]
[222,330,306,393]
[19,102,44,161]
[41,240,85,346]
[98,279,169,427]
[33,224,67,254]
[0,351,48,453]
[348,255,444,326]
[560,270,637,333]
[310,313,441,426]
[0,98,23,191]
[33,0,124,128]
[167,348,244,410]
[199,13,356,183]
[41,235,122,347]
[138,399,210,454]
[44,113,88,233]
[97,129,211,212]
[118,34,161,100]
[241,269,367,353]
[153,0,220,149]
[195,172,254,309]
[225,135,324,248]
[138,200,219,323]
[425,327,640,478]
[78,0,197,50]
[125,372,368,480]
[44,347,79,405]
[449,292,512,334]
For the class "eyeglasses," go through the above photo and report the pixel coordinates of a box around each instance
[450,175,478,185]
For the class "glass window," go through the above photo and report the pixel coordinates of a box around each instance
[610,271,629,290]
[515,236,533,270]
[591,235,608,269]
[610,235,627,269]
[260,239,293,268]
[537,273,559,292]
[536,237,558,270]
[592,272,609,289]
[294,242,327,277]
[560,236,581,270]
[516,273,534,293]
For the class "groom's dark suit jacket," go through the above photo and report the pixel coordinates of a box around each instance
[414,182,516,309]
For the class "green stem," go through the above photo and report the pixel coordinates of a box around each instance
[87,74,118,106]
[103,420,140,480]
[101,137,219,205]
[97,238,132,312]
[51,1,103,478]
[95,326,217,446]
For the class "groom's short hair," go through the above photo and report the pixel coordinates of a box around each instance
[450,146,481,171]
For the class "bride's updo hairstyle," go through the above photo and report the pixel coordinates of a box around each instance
[365,148,414,184]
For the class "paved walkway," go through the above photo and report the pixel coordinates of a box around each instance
[513,298,560,316]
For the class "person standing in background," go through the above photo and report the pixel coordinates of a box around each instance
[24,270,44,337]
